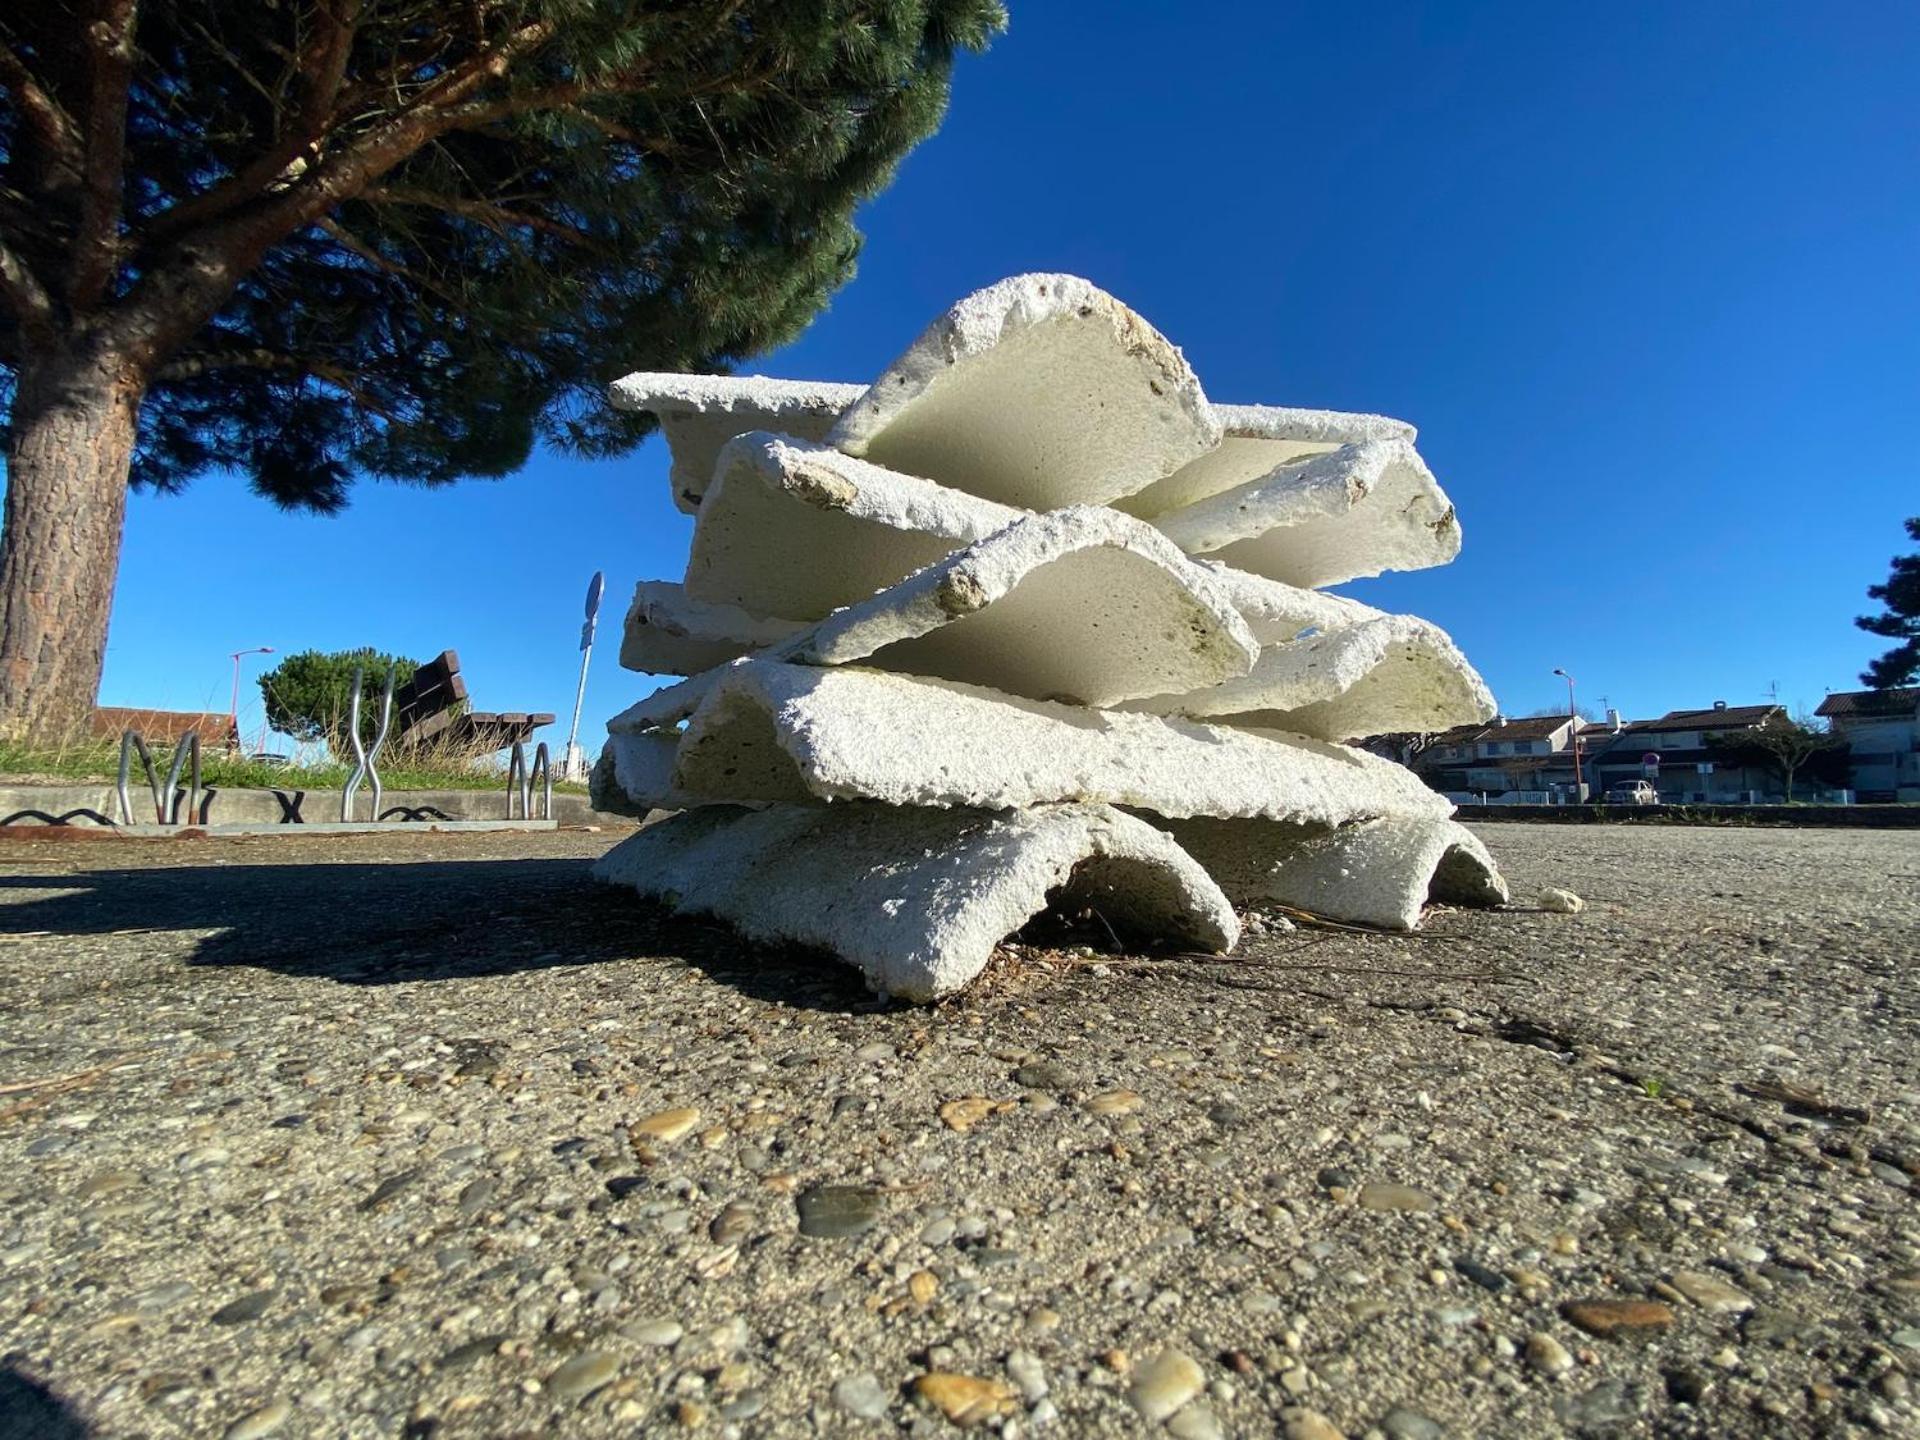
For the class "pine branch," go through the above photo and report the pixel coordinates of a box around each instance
[0,41,87,185]
[141,6,532,247]
[0,238,60,346]
[68,0,143,309]
[561,105,650,147]
[156,344,398,420]
[315,216,468,309]
[362,185,608,253]
[113,42,654,361]
[293,0,365,137]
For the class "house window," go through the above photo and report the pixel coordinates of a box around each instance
[1486,742,1503,755]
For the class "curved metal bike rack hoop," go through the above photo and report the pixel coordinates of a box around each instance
[342,666,396,822]
[507,741,553,821]
[117,729,200,825]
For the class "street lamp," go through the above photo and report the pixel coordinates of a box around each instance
[229,646,275,751]
[1552,667,1583,795]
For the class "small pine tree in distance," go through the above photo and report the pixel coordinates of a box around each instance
[259,648,420,755]
[1857,516,1920,688]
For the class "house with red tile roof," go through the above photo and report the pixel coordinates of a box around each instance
[1405,700,1825,802]
[1815,687,1920,801]
[1581,702,1789,802]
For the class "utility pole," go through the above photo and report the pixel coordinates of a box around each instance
[564,572,606,782]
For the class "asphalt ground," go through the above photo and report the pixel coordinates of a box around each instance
[0,822,1913,1439]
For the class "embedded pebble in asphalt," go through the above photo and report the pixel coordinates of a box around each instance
[832,1371,891,1419]
[1129,1347,1204,1421]
[0,823,1914,1438]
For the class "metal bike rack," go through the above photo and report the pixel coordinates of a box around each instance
[506,740,553,820]
[341,665,396,822]
[10,689,559,836]
[116,729,200,825]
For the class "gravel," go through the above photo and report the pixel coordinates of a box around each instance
[0,820,1914,1437]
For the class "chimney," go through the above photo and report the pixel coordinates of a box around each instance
[1607,708,1623,732]
[1713,699,1727,711]
[1493,714,1507,727]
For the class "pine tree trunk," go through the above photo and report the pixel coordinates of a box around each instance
[0,341,144,745]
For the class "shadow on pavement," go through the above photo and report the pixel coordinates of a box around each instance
[0,1364,89,1440]
[0,858,874,1011]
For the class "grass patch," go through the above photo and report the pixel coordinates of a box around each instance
[0,733,587,794]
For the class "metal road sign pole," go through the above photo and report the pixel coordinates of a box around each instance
[564,571,605,781]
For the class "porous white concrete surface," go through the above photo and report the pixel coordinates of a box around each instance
[1152,438,1461,589]
[608,372,864,514]
[590,801,1239,1000]
[1127,615,1495,741]
[760,507,1259,707]
[1188,560,1385,643]
[589,728,702,817]
[683,434,1024,620]
[669,441,1386,648]
[1117,401,1416,519]
[593,273,1511,988]
[827,274,1221,508]
[618,580,805,676]
[1159,815,1509,931]
[1216,402,1416,445]
[602,661,1451,825]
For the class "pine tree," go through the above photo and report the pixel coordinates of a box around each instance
[1857,516,1920,688]
[258,647,419,754]
[0,1,1005,741]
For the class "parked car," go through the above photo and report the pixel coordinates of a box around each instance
[1605,779,1661,806]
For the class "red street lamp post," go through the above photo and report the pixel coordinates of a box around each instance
[229,646,275,750]
[1552,667,1583,795]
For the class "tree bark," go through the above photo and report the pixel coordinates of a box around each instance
[0,339,144,744]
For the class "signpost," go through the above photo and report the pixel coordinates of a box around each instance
[563,571,605,782]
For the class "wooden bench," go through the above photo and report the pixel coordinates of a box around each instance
[393,650,553,753]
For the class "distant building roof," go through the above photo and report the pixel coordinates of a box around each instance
[1415,715,1572,750]
[1477,715,1573,740]
[1629,704,1780,734]
[90,707,238,746]
[1816,687,1920,719]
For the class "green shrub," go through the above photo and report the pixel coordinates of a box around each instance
[258,649,420,757]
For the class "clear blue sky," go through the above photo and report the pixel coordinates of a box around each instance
[90,2,1920,745]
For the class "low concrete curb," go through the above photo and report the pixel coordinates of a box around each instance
[0,782,630,828]
[1460,802,1920,829]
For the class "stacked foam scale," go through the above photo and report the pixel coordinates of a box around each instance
[591,274,1509,1001]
